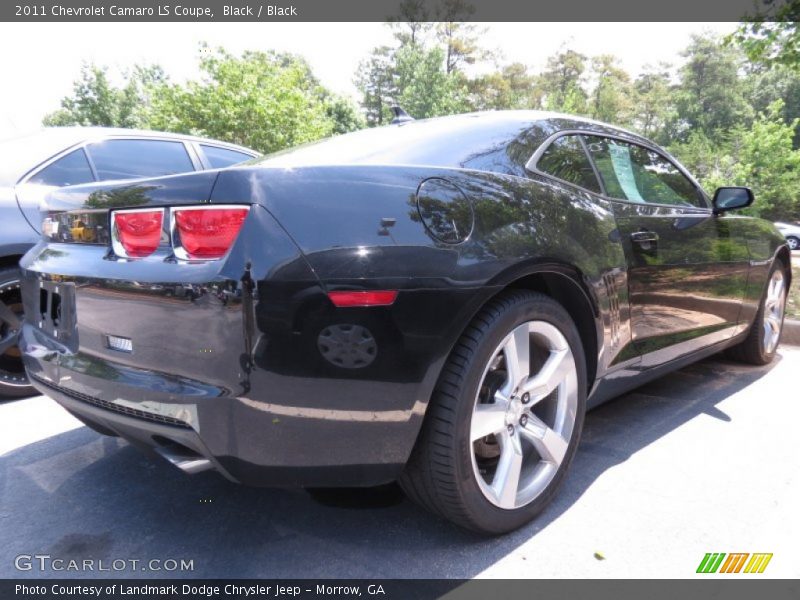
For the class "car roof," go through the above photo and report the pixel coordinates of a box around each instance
[4,126,256,151]
[403,110,645,139]
[260,110,654,172]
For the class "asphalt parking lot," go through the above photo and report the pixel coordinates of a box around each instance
[1,348,798,579]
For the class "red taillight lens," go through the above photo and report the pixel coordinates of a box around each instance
[328,290,398,307]
[112,209,164,257]
[173,207,249,260]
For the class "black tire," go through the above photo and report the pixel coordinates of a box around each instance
[728,259,788,366]
[787,236,799,251]
[0,266,34,399]
[400,290,587,534]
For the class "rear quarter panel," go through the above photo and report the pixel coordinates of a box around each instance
[212,164,632,388]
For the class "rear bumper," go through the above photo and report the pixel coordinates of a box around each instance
[21,295,418,488]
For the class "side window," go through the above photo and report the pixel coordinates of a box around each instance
[28,149,94,187]
[534,135,601,193]
[86,139,194,180]
[201,145,254,169]
[583,136,703,207]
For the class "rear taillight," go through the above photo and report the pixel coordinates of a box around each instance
[172,206,249,260]
[111,208,164,258]
[109,205,249,260]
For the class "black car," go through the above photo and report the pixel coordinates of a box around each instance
[0,127,258,397]
[18,111,789,534]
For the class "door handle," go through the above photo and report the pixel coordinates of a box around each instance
[630,230,659,244]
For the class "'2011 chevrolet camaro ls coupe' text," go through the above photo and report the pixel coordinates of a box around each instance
[19,111,789,534]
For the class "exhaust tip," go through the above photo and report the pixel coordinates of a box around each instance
[152,437,213,474]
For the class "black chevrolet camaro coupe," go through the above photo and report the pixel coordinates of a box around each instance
[18,111,789,534]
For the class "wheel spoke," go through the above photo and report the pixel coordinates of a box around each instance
[519,414,568,466]
[491,433,523,508]
[767,315,780,334]
[522,348,572,402]
[0,301,21,330]
[772,278,784,301]
[471,402,508,441]
[502,324,530,389]
[0,333,17,355]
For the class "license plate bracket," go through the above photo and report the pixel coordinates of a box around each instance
[37,280,76,342]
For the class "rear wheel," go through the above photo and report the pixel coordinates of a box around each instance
[401,290,586,534]
[728,261,788,365]
[0,267,34,399]
[786,236,799,251]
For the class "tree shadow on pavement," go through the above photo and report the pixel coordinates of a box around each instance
[0,353,779,579]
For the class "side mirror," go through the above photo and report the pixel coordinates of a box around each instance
[713,187,754,215]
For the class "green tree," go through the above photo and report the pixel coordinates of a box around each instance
[467,63,541,111]
[435,0,486,74]
[731,100,800,220]
[743,64,800,148]
[388,0,432,46]
[146,46,339,153]
[393,44,469,118]
[539,49,589,114]
[672,101,800,220]
[672,33,753,143]
[43,63,165,128]
[354,46,398,126]
[323,94,365,134]
[632,64,675,143]
[589,54,635,126]
[733,2,800,71]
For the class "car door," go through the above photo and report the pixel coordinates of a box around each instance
[582,134,749,367]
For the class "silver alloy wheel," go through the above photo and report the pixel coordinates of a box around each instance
[763,269,786,355]
[788,237,799,251]
[470,320,578,510]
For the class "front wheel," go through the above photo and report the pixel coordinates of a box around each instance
[728,261,788,366]
[786,236,799,251]
[401,290,586,534]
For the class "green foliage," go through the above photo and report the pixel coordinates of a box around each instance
[43,63,165,128]
[733,1,800,71]
[632,64,676,144]
[671,101,800,220]
[145,46,345,153]
[729,101,800,220]
[467,63,541,111]
[393,44,470,118]
[45,47,362,154]
[354,46,397,126]
[589,55,635,126]
[538,49,589,114]
[672,34,753,143]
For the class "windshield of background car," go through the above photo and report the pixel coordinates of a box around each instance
[0,129,86,187]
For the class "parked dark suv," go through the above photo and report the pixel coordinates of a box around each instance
[0,127,258,397]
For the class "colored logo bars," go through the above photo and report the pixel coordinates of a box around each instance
[696,553,773,574]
